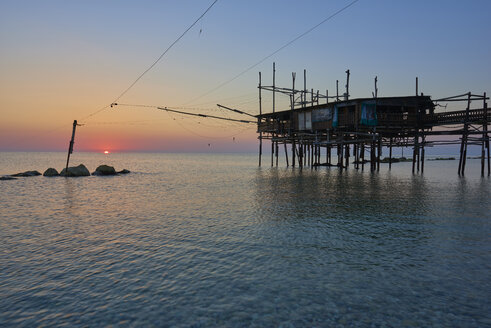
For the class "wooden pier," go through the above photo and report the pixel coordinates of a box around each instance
[256,65,490,176]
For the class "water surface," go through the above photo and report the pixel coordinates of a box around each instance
[1,152,490,327]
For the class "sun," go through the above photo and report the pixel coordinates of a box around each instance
[104,150,110,154]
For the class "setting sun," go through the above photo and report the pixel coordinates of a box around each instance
[104,150,110,154]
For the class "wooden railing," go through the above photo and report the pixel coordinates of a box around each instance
[423,108,490,125]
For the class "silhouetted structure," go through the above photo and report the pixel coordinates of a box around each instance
[256,64,490,176]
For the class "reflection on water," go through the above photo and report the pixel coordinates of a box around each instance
[0,153,490,327]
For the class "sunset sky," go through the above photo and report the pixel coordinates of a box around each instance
[1,0,490,152]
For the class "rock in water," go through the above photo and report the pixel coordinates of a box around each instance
[92,165,116,176]
[1,175,17,180]
[118,169,130,174]
[43,168,59,177]
[11,170,42,177]
[60,164,90,177]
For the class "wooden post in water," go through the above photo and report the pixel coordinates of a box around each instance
[292,140,296,167]
[275,140,279,167]
[259,132,263,167]
[353,141,360,170]
[284,142,289,167]
[345,144,350,168]
[341,142,345,170]
[417,131,421,172]
[371,130,376,171]
[485,92,490,176]
[65,120,79,175]
[326,130,330,165]
[389,137,393,170]
[458,93,471,175]
[258,72,262,167]
[299,142,303,168]
[421,134,425,173]
[412,133,417,174]
[310,143,315,167]
[377,137,381,172]
[307,143,310,167]
[361,143,365,171]
[481,92,487,176]
[271,136,274,167]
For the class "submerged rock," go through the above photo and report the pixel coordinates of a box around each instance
[1,175,17,180]
[60,164,90,177]
[118,169,130,174]
[43,168,59,177]
[11,170,41,177]
[92,165,116,176]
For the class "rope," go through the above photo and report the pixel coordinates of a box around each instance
[111,0,219,104]
[81,0,219,121]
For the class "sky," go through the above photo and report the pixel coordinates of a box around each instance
[1,0,490,153]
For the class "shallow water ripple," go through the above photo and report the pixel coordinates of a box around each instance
[1,153,490,327]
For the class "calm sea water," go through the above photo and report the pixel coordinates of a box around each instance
[1,152,490,327]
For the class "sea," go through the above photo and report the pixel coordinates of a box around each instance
[0,152,490,327]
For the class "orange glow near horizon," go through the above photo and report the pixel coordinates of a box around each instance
[104,150,110,154]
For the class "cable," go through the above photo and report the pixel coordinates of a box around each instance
[183,0,360,105]
[82,0,219,120]
[165,111,254,140]
[112,0,219,103]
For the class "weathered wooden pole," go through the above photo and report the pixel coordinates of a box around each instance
[421,135,425,173]
[310,143,315,167]
[374,76,378,98]
[336,80,339,102]
[299,142,304,168]
[389,137,393,170]
[412,133,417,174]
[272,62,276,113]
[377,137,382,172]
[371,130,376,171]
[304,143,307,167]
[353,140,360,170]
[361,143,365,171]
[417,132,420,172]
[284,142,289,167]
[326,130,330,165]
[345,69,350,100]
[275,139,279,167]
[274,140,279,167]
[65,120,79,175]
[303,69,307,108]
[292,140,296,167]
[291,72,296,167]
[481,92,487,176]
[345,144,350,168]
[459,93,471,175]
[340,142,344,170]
[271,136,274,167]
[258,72,262,167]
[259,132,263,167]
[307,143,311,166]
[484,92,490,176]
